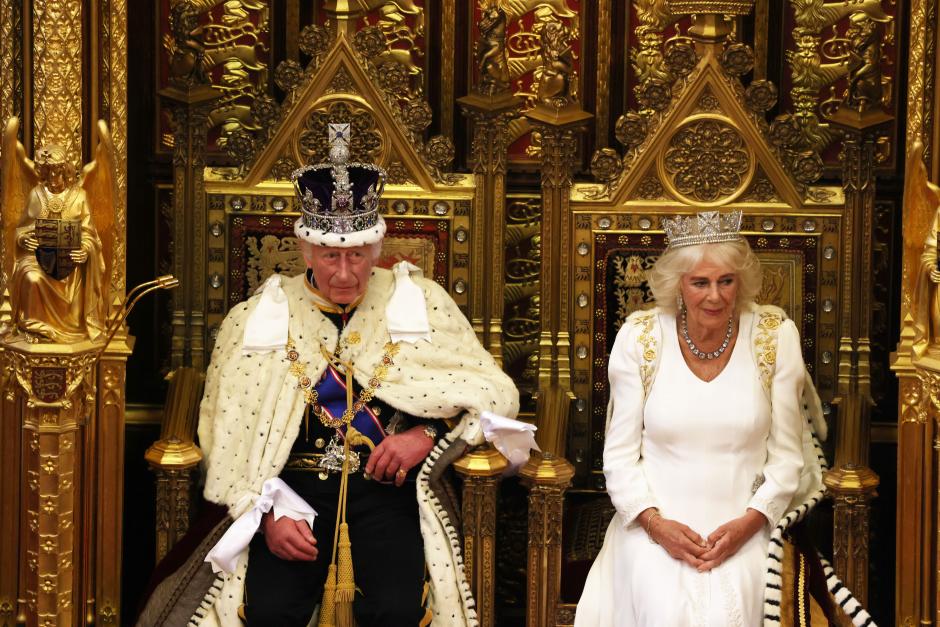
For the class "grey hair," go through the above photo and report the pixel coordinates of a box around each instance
[297,238,384,265]
[646,239,762,315]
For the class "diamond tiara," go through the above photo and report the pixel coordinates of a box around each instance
[661,210,743,249]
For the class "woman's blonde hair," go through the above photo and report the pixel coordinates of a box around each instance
[646,239,762,314]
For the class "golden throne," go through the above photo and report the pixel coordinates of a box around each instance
[543,7,873,625]
[146,10,511,626]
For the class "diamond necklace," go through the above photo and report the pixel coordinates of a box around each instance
[680,307,734,360]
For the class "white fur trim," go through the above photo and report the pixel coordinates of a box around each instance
[292,214,387,247]
[194,269,518,625]
[819,557,876,627]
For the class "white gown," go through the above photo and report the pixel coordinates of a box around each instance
[575,310,805,627]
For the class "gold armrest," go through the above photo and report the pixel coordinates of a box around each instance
[144,367,205,561]
[452,445,508,627]
[519,450,575,627]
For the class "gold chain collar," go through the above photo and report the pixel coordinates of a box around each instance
[286,334,400,429]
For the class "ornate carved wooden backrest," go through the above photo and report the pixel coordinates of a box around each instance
[213,197,466,320]
[203,34,478,338]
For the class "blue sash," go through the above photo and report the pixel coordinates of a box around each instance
[314,364,386,452]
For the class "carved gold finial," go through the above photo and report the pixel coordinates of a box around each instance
[667,0,755,40]
[453,445,509,477]
[476,2,510,96]
[666,0,755,13]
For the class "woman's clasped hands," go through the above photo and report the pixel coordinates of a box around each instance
[640,507,767,572]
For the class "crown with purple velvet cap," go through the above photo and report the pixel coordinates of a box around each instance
[291,123,387,247]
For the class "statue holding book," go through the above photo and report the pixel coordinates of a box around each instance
[2,117,114,343]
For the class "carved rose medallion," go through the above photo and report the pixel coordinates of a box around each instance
[660,117,754,205]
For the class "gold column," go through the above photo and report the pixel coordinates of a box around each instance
[100,0,129,305]
[160,86,219,370]
[94,3,131,619]
[91,345,132,625]
[892,328,934,627]
[0,0,23,127]
[32,0,82,165]
[441,0,456,139]
[3,343,98,626]
[453,447,508,627]
[898,0,938,622]
[825,100,893,609]
[526,103,591,454]
[0,356,20,623]
[594,0,612,148]
[458,92,522,363]
[894,138,936,625]
[904,0,938,177]
[0,25,25,608]
[519,451,575,627]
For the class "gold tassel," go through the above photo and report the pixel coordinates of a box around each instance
[335,522,356,626]
[336,600,356,627]
[318,563,337,627]
[418,579,433,626]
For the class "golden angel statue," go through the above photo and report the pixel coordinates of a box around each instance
[1,117,115,343]
[906,140,940,358]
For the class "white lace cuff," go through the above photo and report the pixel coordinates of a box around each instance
[747,493,781,526]
[618,497,658,528]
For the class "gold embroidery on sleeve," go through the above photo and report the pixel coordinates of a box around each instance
[633,311,658,396]
[754,311,782,392]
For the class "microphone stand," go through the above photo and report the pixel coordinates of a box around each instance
[90,274,179,371]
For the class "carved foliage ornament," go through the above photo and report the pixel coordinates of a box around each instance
[425,135,456,170]
[660,118,753,205]
[377,61,411,95]
[663,39,698,79]
[615,112,649,149]
[299,24,330,58]
[790,151,824,185]
[402,100,433,133]
[225,130,256,166]
[591,148,623,183]
[354,26,387,61]
[274,60,303,93]
[250,95,280,130]
[636,79,672,113]
[745,80,778,113]
[769,114,803,148]
[720,42,755,77]
[8,350,96,409]
[268,156,299,182]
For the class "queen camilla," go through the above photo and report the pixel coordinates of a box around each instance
[574,211,866,626]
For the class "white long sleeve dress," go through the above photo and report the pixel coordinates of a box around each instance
[575,310,805,627]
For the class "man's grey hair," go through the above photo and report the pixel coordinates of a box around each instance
[297,237,384,264]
